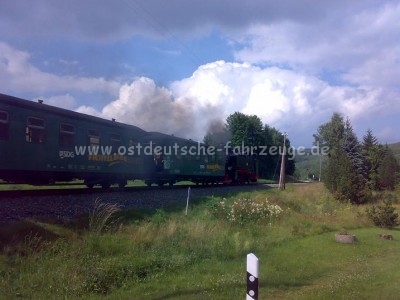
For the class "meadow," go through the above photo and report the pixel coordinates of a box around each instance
[0,183,399,299]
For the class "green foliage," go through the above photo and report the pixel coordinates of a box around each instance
[226,112,263,147]
[224,112,295,179]
[378,145,400,190]
[362,129,381,190]
[388,141,400,163]
[314,112,345,152]
[150,209,168,225]
[315,113,399,204]
[81,255,166,294]
[366,199,399,229]
[260,124,295,179]
[211,197,283,225]
[2,184,400,299]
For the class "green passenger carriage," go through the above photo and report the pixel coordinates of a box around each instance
[0,93,152,187]
[0,93,257,188]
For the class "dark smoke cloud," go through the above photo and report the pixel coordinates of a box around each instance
[101,77,226,141]
[204,119,231,145]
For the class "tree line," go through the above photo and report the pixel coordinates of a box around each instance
[314,113,399,204]
[203,112,295,179]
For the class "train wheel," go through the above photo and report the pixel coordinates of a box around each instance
[118,180,127,188]
[101,182,111,189]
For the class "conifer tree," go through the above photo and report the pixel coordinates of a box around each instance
[362,129,382,190]
[343,118,365,179]
[315,113,369,203]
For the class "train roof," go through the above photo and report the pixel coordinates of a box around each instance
[0,93,148,134]
[146,131,203,145]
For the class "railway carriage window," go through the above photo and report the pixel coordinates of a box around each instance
[110,133,121,148]
[26,117,45,143]
[88,129,100,146]
[59,123,75,146]
[0,110,9,140]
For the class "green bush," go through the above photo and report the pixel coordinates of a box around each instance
[365,199,399,229]
[211,197,283,225]
[150,209,168,225]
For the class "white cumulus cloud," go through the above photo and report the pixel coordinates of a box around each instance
[79,61,391,146]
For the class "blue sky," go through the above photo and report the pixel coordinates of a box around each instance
[1,0,399,146]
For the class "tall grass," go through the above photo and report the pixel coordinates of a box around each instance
[0,183,399,299]
[88,198,121,233]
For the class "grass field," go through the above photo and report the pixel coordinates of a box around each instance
[0,183,399,299]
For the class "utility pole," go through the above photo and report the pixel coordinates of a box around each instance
[317,137,322,182]
[249,127,258,178]
[319,153,322,182]
[278,132,287,190]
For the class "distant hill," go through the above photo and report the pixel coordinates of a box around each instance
[293,148,326,181]
[388,142,400,162]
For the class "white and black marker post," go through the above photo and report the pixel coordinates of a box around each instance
[246,253,259,300]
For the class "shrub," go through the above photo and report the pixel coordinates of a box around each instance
[213,197,283,225]
[150,209,168,225]
[365,199,399,229]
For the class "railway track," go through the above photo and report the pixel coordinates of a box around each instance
[0,182,251,199]
[0,183,270,223]
[0,184,182,199]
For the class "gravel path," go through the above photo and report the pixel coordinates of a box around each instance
[0,184,272,223]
